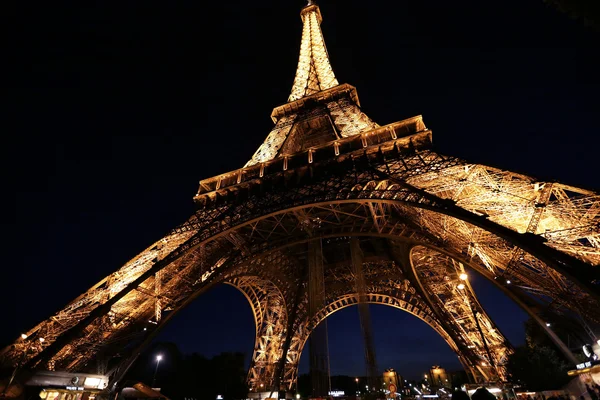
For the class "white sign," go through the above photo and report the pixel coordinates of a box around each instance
[328,391,345,397]
[576,361,592,370]
[84,377,102,388]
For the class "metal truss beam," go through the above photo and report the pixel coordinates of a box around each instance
[350,238,379,389]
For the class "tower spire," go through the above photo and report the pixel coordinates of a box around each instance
[244,1,378,167]
[288,2,339,102]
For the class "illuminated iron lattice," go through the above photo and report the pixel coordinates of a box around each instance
[2,1,599,395]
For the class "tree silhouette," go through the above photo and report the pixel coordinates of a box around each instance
[123,343,247,400]
[506,319,571,391]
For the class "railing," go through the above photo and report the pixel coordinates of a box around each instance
[194,115,430,200]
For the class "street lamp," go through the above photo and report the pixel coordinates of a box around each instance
[355,378,359,394]
[152,354,163,388]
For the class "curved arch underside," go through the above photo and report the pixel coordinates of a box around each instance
[225,277,288,391]
[2,150,599,391]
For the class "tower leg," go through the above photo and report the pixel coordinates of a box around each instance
[273,273,306,395]
[247,287,288,396]
[309,322,330,397]
[308,239,330,398]
[350,238,379,391]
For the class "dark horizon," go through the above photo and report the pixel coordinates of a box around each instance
[3,0,599,381]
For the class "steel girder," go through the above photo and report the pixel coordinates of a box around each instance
[1,145,599,391]
[4,1,599,394]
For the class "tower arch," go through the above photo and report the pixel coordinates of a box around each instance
[3,193,597,383]
[224,277,289,392]
[277,236,511,389]
[2,1,598,397]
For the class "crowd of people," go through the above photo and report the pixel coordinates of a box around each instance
[447,383,600,400]
[450,387,496,400]
[583,382,600,400]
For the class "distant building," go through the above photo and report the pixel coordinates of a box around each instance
[426,366,450,388]
[382,369,402,396]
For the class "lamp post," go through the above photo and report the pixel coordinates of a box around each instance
[152,354,163,388]
[355,378,359,395]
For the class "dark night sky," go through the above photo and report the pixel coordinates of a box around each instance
[3,0,599,381]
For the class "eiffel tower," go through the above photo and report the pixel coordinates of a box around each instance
[2,1,600,397]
